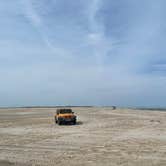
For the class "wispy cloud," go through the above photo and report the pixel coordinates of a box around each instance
[0,0,166,107]
[20,0,70,58]
[86,0,113,71]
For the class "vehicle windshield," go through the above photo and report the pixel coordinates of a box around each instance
[59,109,72,114]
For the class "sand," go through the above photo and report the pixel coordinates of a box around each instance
[0,107,166,166]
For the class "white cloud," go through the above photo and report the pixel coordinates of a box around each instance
[20,0,70,58]
[1,0,166,107]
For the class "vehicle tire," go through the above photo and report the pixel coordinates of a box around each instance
[58,120,62,125]
[73,120,76,125]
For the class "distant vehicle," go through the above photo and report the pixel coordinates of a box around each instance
[55,108,77,125]
[112,106,116,110]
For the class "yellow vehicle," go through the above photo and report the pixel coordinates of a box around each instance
[55,108,77,125]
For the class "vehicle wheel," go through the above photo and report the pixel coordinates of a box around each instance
[58,120,62,125]
[73,120,76,125]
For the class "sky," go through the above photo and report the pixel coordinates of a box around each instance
[0,0,166,107]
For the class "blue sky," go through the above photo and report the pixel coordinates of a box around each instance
[0,0,166,107]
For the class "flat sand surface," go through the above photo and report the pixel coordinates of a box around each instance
[0,107,166,166]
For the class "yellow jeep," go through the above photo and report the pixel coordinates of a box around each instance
[55,108,77,125]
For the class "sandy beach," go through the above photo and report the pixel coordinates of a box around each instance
[0,107,166,166]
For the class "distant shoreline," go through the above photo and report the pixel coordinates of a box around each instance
[0,106,166,111]
[0,106,94,109]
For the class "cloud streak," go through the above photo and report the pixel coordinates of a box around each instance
[0,0,166,107]
[21,0,70,59]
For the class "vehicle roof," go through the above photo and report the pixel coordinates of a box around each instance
[56,108,72,111]
[56,108,72,113]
